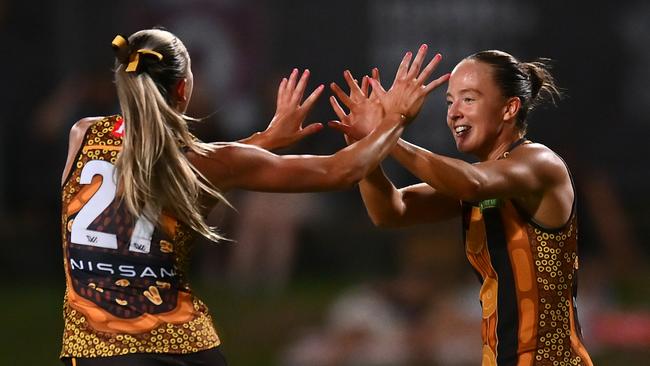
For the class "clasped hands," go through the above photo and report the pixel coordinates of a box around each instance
[262,44,450,148]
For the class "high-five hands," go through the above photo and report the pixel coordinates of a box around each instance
[329,45,450,141]
[371,44,450,124]
[328,70,384,142]
[262,69,324,149]
[259,46,448,148]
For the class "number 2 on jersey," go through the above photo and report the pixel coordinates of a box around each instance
[70,160,156,253]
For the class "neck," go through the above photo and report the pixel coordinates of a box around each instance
[480,131,525,161]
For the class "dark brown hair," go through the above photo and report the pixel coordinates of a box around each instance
[466,50,562,133]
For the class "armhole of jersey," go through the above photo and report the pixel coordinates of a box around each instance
[61,120,102,187]
[552,153,578,223]
[510,153,577,233]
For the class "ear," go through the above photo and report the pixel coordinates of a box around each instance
[502,97,521,122]
[175,78,188,103]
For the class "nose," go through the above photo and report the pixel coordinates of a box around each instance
[447,101,462,123]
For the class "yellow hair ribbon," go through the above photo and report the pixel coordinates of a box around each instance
[111,35,128,50]
[125,49,164,73]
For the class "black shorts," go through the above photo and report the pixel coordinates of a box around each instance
[61,347,227,366]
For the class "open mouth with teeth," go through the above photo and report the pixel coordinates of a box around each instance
[454,125,471,137]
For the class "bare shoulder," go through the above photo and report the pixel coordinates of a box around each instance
[511,142,569,183]
[69,116,103,141]
[61,117,105,186]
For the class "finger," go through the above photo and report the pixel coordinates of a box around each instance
[369,68,385,100]
[330,82,353,109]
[368,78,386,97]
[372,67,381,84]
[423,72,451,94]
[327,121,354,135]
[277,78,288,105]
[416,53,442,84]
[361,75,369,97]
[408,44,428,79]
[395,51,413,81]
[328,121,362,142]
[292,69,311,104]
[329,95,348,121]
[301,84,324,111]
[299,122,324,137]
[286,68,299,93]
[343,70,364,97]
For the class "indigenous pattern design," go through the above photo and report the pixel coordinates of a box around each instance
[60,116,220,358]
[461,148,592,365]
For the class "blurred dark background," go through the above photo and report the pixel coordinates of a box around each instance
[1,0,649,365]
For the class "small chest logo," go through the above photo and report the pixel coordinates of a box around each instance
[479,198,502,212]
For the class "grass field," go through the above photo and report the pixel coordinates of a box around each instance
[1,281,647,365]
[0,280,344,366]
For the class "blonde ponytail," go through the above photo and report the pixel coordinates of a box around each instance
[113,29,228,242]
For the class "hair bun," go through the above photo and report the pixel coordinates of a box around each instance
[521,62,543,100]
[520,59,561,107]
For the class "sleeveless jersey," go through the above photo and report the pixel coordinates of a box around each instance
[60,115,220,358]
[462,141,593,366]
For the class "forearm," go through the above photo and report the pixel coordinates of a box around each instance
[392,139,484,201]
[358,167,406,227]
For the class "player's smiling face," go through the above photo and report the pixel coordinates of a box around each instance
[446,59,510,160]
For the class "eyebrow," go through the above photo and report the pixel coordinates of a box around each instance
[446,88,483,97]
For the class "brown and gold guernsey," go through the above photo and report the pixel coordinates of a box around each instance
[60,115,220,359]
[462,140,593,366]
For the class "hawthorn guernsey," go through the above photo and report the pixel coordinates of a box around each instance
[60,116,221,358]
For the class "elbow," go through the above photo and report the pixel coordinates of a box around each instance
[370,215,397,228]
[368,203,405,228]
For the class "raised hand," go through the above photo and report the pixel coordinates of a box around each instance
[262,69,324,149]
[370,44,450,124]
[328,70,384,142]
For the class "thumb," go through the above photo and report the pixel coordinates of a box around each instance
[328,121,366,141]
[328,121,358,144]
[299,122,324,137]
[328,120,353,134]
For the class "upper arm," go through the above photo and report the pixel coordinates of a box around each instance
[61,117,100,186]
[187,143,351,193]
[470,144,566,201]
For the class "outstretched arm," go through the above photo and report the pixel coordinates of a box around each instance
[391,139,562,202]
[189,112,405,192]
[238,69,324,151]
